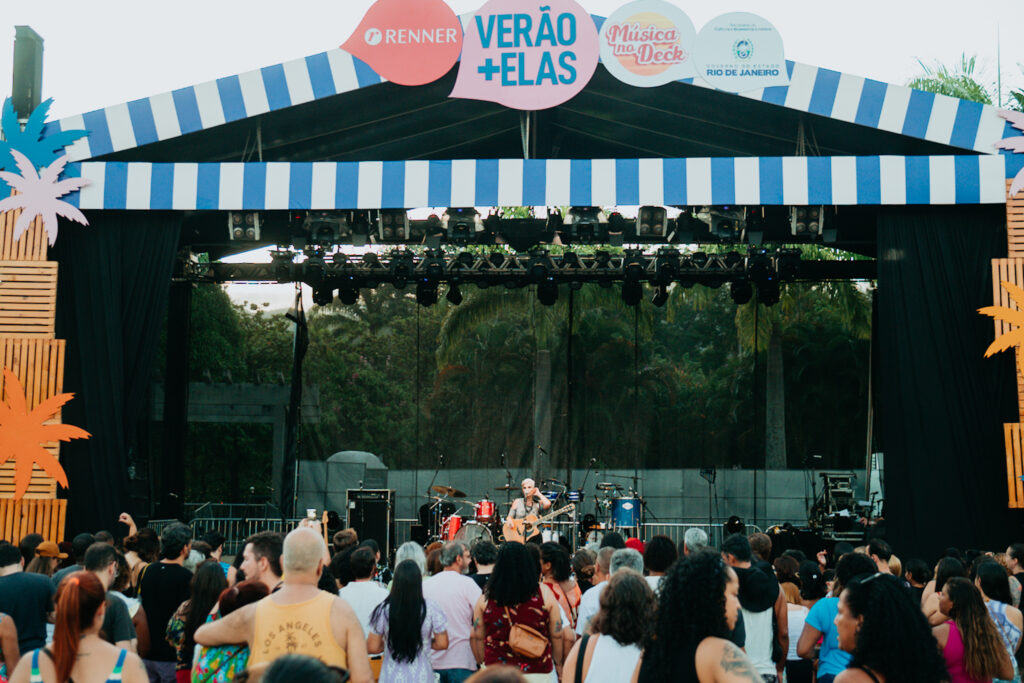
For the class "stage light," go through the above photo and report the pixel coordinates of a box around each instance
[790,206,824,237]
[228,212,261,241]
[651,284,669,307]
[446,283,463,305]
[757,279,781,306]
[654,247,680,284]
[565,207,604,244]
[606,211,627,246]
[621,280,642,306]
[528,249,553,283]
[690,251,709,269]
[390,250,414,290]
[377,209,408,242]
[445,208,479,244]
[636,206,668,239]
[537,281,558,306]
[776,249,800,281]
[416,281,438,306]
[312,286,334,306]
[730,280,753,305]
[744,210,764,245]
[697,207,746,241]
[746,248,772,282]
[561,251,581,269]
[337,287,359,305]
[271,249,295,281]
[301,211,351,244]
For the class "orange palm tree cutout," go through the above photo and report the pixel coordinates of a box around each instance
[979,281,1024,357]
[0,367,89,499]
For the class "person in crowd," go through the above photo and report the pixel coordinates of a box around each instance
[368,559,449,682]
[110,551,150,658]
[124,528,160,598]
[888,555,902,578]
[17,536,43,571]
[774,555,801,605]
[721,534,787,682]
[359,540,386,583]
[428,548,444,577]
[465,665,527,683]
[423,541,482,683]
[625,538,645,556]
[329,547,355,589]
[190,541,213,561]
[1006,545,1024,587]
[8,571,147,683]
[94,531,115,546]
[165,561,227,683]
[797,551,877,683]
[642,536,676,593]
[783,549,808,564]
[52,533,95,588]
[26,542,64,578]
[832,572,949,682]
[562,569,654,683]
[576,548,614,637]
[394,542,429,579]
[471,541,499,591]
[905,558,933,605]
[993,554,1023,609]
[0,541,54,653]
[748,533,773,568]
[782,561,823,683]
[925,557,968,625]
[200,531,230,577]
[259,654,349,683]
[239,531,284,593]
[598,533,625,551]
[867,540,893,575]
[975,561,1023,683]
[681,528,709,557]
[338,546,389,637]
[934,576,1015,682]
[471,542,564,680]
[84,543,137,652]
[634,549,761,682]
[0,602,18,681]
[571,549,596,596]
[194,527,372,683]
[540,542,580,631]
[139,522,194,683]
[332,529,359,556]
[191,580,269,683]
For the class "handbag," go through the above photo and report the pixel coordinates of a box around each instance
[504,605,549,660]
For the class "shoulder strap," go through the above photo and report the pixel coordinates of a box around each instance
[575,634,591,683]
[40,649,76,683]
[858,666,881,683]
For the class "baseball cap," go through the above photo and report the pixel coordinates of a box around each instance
[35,541,68,559]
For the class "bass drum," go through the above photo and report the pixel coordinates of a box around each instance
[454,521,493,546]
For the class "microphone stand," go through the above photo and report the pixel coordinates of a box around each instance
[426,453,444,538]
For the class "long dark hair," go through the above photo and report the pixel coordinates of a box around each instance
[539,542,571,582]
[53,572,106,683]
[486,543,543,607]
[639,550,733,683]
[946,577,1008,681]
[183,561,228,656]
[371,560,427,663]
[843,574,948,682]
[935,557,965,592]
[977,561,1013,605]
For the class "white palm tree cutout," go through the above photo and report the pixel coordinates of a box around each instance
[0,149,90,245]
[997,110,1024,197]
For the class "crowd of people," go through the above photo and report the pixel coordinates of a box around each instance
[0,512,1023,683]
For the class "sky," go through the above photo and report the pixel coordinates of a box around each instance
[2,0,1021,308]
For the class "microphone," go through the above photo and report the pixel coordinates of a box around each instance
[589,458,597,465]
[500,453,506,467]
[537,445,548,455]
[439,453,445,466]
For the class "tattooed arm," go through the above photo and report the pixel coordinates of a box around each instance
[695,638,765,683]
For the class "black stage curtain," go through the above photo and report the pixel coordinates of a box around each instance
[878,205,1020,558]
[52,211,180,535]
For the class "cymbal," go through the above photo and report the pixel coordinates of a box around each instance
[431,485,467,498]
[596,482,621,491]
[494,484,517,491]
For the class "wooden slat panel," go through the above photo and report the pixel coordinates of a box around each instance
[0,261,56,338]
[0,500,67,543]
[1007,423,1024,508]
[0,209,47,261]
[0,339,66,411]
[1010,180,1024,258]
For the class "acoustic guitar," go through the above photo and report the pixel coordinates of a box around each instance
[502,504,575,543]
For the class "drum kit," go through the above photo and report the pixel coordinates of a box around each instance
[421,471,649,550]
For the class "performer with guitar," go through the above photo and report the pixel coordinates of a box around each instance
[504,478,551,543]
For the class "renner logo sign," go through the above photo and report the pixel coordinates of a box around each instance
[343,0,463,86]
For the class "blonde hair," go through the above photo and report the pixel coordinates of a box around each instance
[282,527,324,574]
[888,554,902,577]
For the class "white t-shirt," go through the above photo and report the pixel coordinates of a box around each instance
[786,605,809,661]
[576,582,607,635]
[741,606,775,676]
[338,580,390,637]
[645,575,663,593]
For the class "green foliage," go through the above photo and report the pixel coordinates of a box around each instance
[908,54,993,104]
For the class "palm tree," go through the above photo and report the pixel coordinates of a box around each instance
[908,54,993,104]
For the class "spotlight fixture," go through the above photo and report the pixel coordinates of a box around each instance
[621,280,642,306]
[312,286,334,306]
[730,280,753,305]
[651,284,669,307]
[636,206,668,239]
[446,283,463,305]
[537,281,558,306]
[528,249,553,283]
[697,206,746,241]
[776,249,801,281]
[377,209,409,242]
[654,247,680,285]
[416,281,438,306]
[757,279,781,306]
[337,287,359,305]
[445,208,479,244]
[565,206,604,244]
[622,249,649,281]
[790,206,824,237]
[390,250,414,290]
[300,211,351,245]
[228,212,261,241]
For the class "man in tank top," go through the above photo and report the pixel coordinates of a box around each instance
[194,527,372,683]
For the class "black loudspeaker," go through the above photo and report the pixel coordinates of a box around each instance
[12,27,43,119]
[346,489,394,559]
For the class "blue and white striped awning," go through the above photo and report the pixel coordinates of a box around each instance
[65,155,1009,210]
[44,29,1016,165]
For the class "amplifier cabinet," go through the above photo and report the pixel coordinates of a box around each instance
[346,489,395,559]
